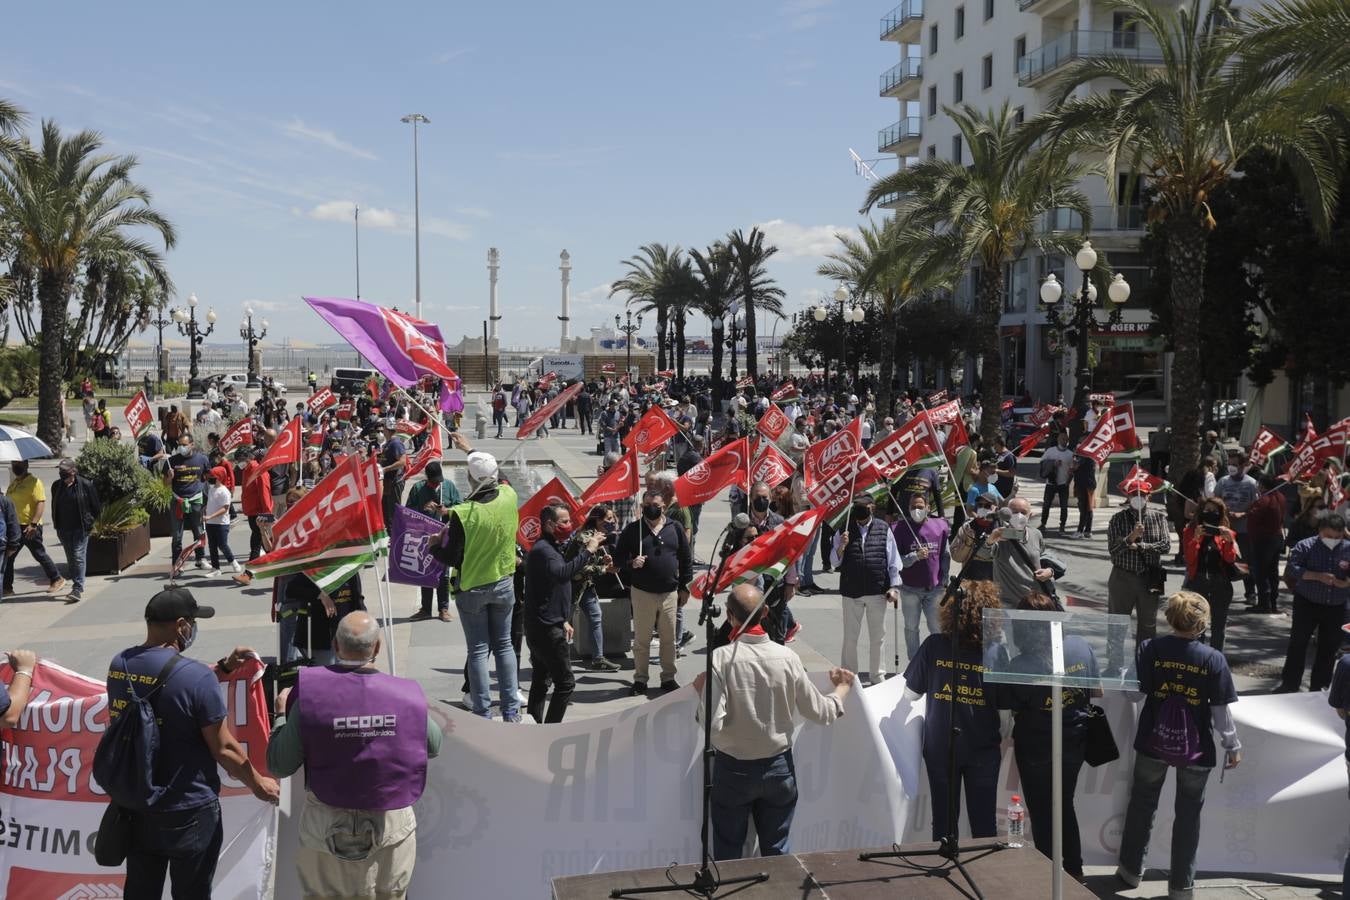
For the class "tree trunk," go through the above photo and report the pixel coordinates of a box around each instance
[37,270,67,453]
[1166,219,1208,477]
[744,294,758,378]
[978,267,1005,442]
[675,309,687,380]
[655,306,668,371]
[877,302,896,421]
[711,325,725,415]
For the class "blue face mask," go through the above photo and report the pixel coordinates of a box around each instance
[179,620,198,651]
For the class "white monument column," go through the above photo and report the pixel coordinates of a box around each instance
[558,249,572,347]
[487,247,501,340]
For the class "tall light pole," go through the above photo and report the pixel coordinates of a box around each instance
[400,112,430,319]
[487,247,501,340]
[240,306,269,388]
[146,302,171,400]
[615,310,642,379]
[173,293,217,398]
[815,285,864,385]
[1040,240,1131,419]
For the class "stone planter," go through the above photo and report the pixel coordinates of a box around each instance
[149,508,174,538]
[87,522,151,576]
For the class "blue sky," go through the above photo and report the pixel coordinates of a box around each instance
[2,0,897,350]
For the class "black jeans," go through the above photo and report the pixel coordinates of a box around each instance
[1248,536,1283,610]
[247,515,270,561]
[1186,572,1234,651]
[420,571,450,614]
[1040,482,1069,529]
[126,799,223,899]
[1281,595,1347,691]
[2,524,60,590]
[925,746,1000,841]
[1074,486,1094,535]
[526,621,575,724]
[1234,532,1255,597]
[1016,738,1086,877]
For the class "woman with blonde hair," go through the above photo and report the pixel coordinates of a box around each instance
[903,580,1008,841]
[1117,591,1240,900]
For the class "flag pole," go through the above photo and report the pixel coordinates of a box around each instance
[917,401,971,517]
[360,459,397,676]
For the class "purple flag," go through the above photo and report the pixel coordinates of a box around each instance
[303,296,461,391]
[388,505,447,588]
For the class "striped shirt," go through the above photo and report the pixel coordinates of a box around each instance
[1107,508,1171,574]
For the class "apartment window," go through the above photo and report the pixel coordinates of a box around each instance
[927,85,938,117]
[929,24,939,55]
[1112,12,1139,48]
[984,0,995,20]
[1014,105,1025,126]
[956,6,966,39]
[927,144,937,159]
[982,54,993,89]
[952,135,963,163]
[954,70,964,103]
[1014,35,1026,71]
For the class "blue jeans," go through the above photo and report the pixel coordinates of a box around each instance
[578,586,604,657]
[205,523,234,568]
[710,750,797,860]
[797,529,818,589]
[1118,752,1211,897]
[900,584,942,660]
[56,529,88,597]
[126,798,223,900]
[456,576,520,719]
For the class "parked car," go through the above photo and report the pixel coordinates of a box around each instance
[332,367,378,395]
[1210,399,1247,432]
[211,373,285,394]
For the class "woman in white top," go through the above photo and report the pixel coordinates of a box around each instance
[202,467,241,576]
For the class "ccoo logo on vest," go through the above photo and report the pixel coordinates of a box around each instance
[333,713,400,738]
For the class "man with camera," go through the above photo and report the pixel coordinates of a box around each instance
[989,497,1059,606]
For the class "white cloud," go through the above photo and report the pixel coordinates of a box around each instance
[432,47,474,64]
[572,282,617,308]
[281,119,377,161]
[782,0,835,30]
[753,219,856,259]
[307,201,470,241]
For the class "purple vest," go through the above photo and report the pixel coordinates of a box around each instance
[893,516,948,589]
[297,666,429,810]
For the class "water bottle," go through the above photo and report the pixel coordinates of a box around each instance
[1006,795,1026,847]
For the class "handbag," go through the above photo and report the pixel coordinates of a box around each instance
[1083,704,1120,767]
[93,802,133,866]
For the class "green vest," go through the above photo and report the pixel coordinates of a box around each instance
[451,484,519,592]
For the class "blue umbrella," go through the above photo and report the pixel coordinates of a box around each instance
[0,424,54,461]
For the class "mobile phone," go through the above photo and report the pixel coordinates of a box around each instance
[1202,524,1219,535]
[1004,526,1026,542]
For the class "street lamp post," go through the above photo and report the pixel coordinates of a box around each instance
[145,304,171,400]
[726,301,745,382]
[615,310,642,379]
[1039,240,1131,417]
[240,306,269,389]
[400,112,430,320]
[173,293,217,398]
[815,285,865,386]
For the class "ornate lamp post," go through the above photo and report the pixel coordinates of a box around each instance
[240,306,269,388]
[815,285,865,385]
[140,303,172,399]
[173,293,216,398]
[615,309,642,378]
[725,301,746,382]
[1039,240,1131,417]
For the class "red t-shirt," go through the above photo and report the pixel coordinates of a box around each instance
[241,462,273,517]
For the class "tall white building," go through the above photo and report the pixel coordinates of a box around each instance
[878,0,1163,410]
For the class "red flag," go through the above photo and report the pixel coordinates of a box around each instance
[927,401,969,465]
[516,477,583,550]
[305,386,338,416]
[1029,404,1060,427]
[622,404,679,454]
[1075,403,1142,465]
[306,425,325,448]
[1088,391,1116,404]
[602,362,617,374]
[170,534,207,579]
[1302,413,1317,444]
[517,382,585,440]
[756,403,792,442]
[250,417,301,479]
[580,446,641,507]
[122,390,154,439]
[735,375,754,389]
[748,440,795,488]
[1248,426,1289,469]
[804,413,943,518]
[926,389,948,406]
[404,425,443,480]
[675,437,750,507]
[396,419,428,436]
[1016,423,1052,458]
[657,369,675,378]
[1117,464,1169,495]
[770,381,799,402]
[803,418,862,490]
[690,508,826,600]
[219,417,255,455]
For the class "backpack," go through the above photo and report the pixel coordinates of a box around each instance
[1143,693,1203,767]
[92,652,185,810]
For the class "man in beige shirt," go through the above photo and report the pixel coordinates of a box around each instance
[694,583,855,860]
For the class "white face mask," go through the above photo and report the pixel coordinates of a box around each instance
[1130,496,1148,511]
[1010,512,1028,529]
[910,508,928,524]
[1322,536,1343,551]
[1227,465,1240,478]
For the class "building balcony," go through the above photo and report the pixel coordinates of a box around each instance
[877,191,909,209]
[1018,30,1164,87]
[1041,205,1147,234]
[880,58,923,98]
[880,0,923,43]
[878,117,922,154]
[1017,0,1078,15]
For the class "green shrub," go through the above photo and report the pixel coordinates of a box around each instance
[91,496,150,538]
[75,438,148,504]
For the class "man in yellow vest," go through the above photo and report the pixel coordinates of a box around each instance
[432,433,523,721]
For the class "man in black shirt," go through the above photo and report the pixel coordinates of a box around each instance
[613,490,693,695]
[523,505,604,722]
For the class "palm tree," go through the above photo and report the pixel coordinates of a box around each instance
[690,243,738,407]
[725,227,786,379]
[610,243,679,370]
[1037,0,1344,473]
[1238,0,1350,94]
[0,122,176,450]
[862,103,1093,440]
[818,220,954,419]
[0,98,26,310]
[662,255,701,381]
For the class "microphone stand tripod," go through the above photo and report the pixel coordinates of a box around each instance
[858,524,1004,899]
[611,525,769,898]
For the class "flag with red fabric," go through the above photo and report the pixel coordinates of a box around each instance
[306,426,325,448]
[622,404,679,454]
[1029,404,1060,427]
[926,388,948,406]
[1118,464,1171,495]
[748,440,795,488]
[770,381,799,402]
[579,446,641,507]
[404,425,443,480]
[517,381,585,440]
[1248,426,1291,470]
[802,417,862,490]
[735,375,754,389]
[305,386,337,416]
[601,362,617,374]
[674,438,750,507]
[804,414,942,518]
[396,419,428,436]
[657,369,675,378]
[249,417,301,480]
[219,417,255,455]
[927,400,969,465]
[336,399,355,421]
[1016,423,1052,458]
[516,477,583,550]
[1075,403,1142,465]
[756,403,792,442]
[122,391,154,439]
[689,507,826,600]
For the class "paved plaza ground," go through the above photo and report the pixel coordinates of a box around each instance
[0,392,1339,899]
